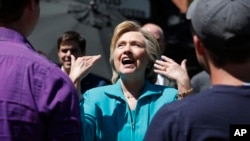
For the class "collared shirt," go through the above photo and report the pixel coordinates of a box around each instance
[80,79,178,141]
[0,28,81,141]
[156,74,177,88]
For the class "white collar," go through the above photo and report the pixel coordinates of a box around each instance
[243,82,250,86]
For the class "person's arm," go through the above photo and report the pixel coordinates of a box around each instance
[39,67,81,140]
[69,55,101,99]
[154,55,193,99]
[80,90,97,141]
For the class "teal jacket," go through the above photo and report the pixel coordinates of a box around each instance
[80,80,178,141]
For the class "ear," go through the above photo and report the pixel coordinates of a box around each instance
[193,35,206,56]
[27,0,37,12]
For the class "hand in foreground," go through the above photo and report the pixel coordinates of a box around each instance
[69,55,101,83]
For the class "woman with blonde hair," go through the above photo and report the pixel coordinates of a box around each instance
[80,20,190,141]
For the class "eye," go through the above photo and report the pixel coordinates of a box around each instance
[61,49,68,53]
[116,42,125,48]
[136,43,141,47]
[131,41,143,48]
[71,49,77,53]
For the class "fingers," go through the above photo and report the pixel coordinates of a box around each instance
[76,55,101,67]
[160,55,175,64]
[155,59,166,67]
[91,55,101,64]
[71,55,76,64]
[95,54,102,59]
[81,55,101,60]
[154,56,190,84]
[180,59,187,71]
[157,56,188,72]
[84,55,101,67]
[154,60,167,71]
[69,55,102,81]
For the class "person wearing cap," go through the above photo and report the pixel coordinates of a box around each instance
[144,0,250,140]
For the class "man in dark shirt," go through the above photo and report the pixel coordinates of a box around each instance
[144,0,250,140]
[57,31,111,96]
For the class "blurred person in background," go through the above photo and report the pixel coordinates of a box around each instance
[142,23,192,94]
[57,31,111,97]
[191,70,211,93]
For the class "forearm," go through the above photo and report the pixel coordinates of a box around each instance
[176,75,192,92]
[69,76,82,100]
[80,98,96,141]
[176,75,193,99]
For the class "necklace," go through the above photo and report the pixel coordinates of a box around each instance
[122,85,144,99]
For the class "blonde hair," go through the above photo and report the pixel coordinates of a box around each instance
[109,20,161,83]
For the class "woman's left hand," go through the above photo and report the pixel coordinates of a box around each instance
[154,55,192,94]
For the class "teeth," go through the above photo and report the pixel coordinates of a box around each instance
[122,58,131,61]
[122,56,132,60]
[122,57,134,64]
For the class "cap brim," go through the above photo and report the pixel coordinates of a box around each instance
[186,0,198,20]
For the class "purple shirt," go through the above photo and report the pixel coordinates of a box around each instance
[0,28,82,141]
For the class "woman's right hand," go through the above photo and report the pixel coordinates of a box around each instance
[69,54,101,83]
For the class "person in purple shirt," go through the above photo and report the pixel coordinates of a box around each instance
[0,0,82,140]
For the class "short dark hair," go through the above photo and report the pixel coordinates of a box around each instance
[0,0,39,24]
[57,31,86,52]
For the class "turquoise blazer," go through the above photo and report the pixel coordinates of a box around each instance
[80,79,178,141]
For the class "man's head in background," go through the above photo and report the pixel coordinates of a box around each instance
[187,0,250,79]
[142,23,166,55]
[57,31,86,73]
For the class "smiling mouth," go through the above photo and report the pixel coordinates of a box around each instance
[122,58,135,65]
[64,61,71,65]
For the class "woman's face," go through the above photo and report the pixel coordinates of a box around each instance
[113,31,150,78]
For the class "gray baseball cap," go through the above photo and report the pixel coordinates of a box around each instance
[186,0,250,53]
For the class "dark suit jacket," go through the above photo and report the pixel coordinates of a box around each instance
[57,64,111,94]
[80,73,111,94]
